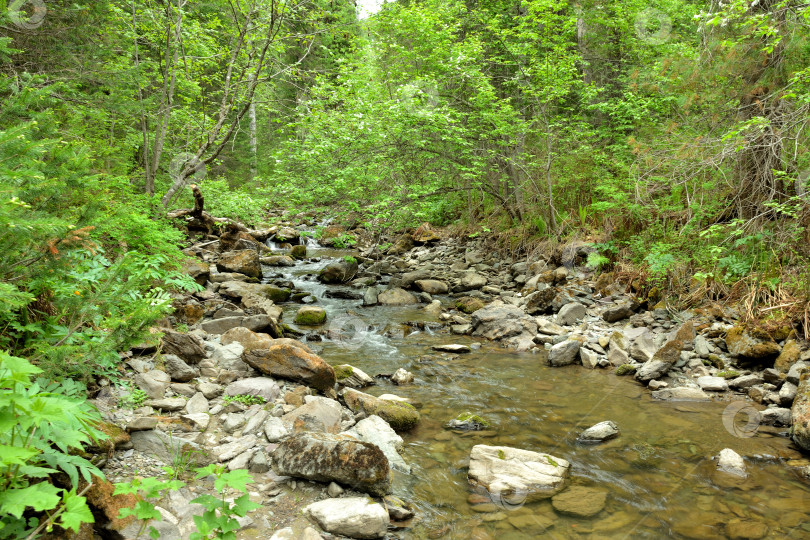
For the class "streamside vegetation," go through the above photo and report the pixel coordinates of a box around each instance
[0,0,808,536]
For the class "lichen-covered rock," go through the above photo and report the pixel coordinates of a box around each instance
[294,306,327,325]
[468,445,569,502]
[273,432,391,496]
[791,372,810,452]
[217,249,262,278]
[87,421,130,453]
[343,388,420,431]
[725,325,780,360]
[343,415,410,474]
[242,338,336,392]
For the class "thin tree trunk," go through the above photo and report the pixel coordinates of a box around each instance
[249,99,258,180]
[133,1,152,195]
[148,0,184,186]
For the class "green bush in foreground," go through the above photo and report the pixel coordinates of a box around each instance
[0,351,105,538]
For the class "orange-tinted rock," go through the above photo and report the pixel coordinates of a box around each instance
[242,338,335,392]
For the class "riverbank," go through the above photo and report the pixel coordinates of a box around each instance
[76,214,810,540]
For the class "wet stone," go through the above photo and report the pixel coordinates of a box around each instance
[551,486,608,518]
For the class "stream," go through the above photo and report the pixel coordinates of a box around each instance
[261,241,810,539]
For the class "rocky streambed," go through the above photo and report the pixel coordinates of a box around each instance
[87,221,810,540]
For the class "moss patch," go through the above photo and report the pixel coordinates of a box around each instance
[615,364,637,376]
[717,370,741,379]
[376,400,420,431]
[294,307,327,325]
[333,364,355,381]
[456,297,485,314]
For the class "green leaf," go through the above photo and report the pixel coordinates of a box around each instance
[0,444,39,466]
[0,483,61,518]
[58,491,94,533]
[231,493,260,517]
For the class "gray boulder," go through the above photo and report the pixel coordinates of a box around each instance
[303,498,389,539]
[548,340,581,367]
[556,302,586,326]
[578,421,619,443]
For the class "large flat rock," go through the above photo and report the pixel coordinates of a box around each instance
[468,445,569,502]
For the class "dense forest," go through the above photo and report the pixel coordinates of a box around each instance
[1,0,809,538]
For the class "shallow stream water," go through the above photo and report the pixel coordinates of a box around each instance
[262,244,810,539]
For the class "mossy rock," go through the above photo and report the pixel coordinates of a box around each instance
[87,421,130,453]
[775,339,802,373]
[707,354,725,369]
[456,297,485,314]
[333,364,354,381]
[376,400,421,431]
[264,286,292,303]
[615,364,637,376]
[446,412,490,430]
[717,370,741,379]
[290,244,307,259]
[294,306,327,326]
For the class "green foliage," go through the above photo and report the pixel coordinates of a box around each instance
[586,252,610,271]
[200,179,271,228]
[115,464,259,540]
[221,394,265,407]
[0,352,105,538]
[115,471,185,539]
[330,233,357,249]
[189,466,261,540]
[342,255,357,264]
[644,243,679,284]
[119,387,148,410]
[0,87,204,381]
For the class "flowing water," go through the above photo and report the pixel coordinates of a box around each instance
[263,243,810,539]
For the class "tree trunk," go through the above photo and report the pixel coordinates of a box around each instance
[249,99,258,180]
